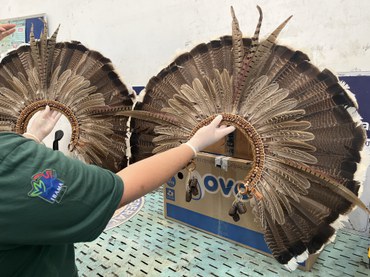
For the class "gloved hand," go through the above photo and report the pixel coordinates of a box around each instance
[24,105,62,143]
[185,115,235,156]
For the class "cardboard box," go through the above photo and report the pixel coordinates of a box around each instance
[203,128,253,160]
[163,152,318,271]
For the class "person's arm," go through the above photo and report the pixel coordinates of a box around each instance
[24,107,234,208]
[117,115,235,206]
[117,144,193,206]
[0,23,16,41]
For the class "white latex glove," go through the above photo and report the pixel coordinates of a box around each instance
[24,105,62,143]
[185,115,235,156]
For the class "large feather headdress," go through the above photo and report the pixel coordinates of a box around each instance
[0,22,134,171]
[124,6,369,269]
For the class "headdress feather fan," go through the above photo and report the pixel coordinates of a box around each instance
[0,21,134,171]
[123,6,369,269]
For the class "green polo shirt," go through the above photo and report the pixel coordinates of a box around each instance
[0,132,124,276]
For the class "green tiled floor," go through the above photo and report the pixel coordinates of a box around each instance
[75,189,370,277]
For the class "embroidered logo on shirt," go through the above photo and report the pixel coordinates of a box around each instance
[28,169,67,203]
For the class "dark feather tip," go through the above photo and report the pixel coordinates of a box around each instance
[157,67,171,80]
[87,50,104,62]
[65,42,79,49]
[190,43,209,56]
[276,251,294,264]
[340,160,357,175]
[351,125,367,149]
[307,223,335,254]
[296,60,317,75]
[327,83,356,107]
[326,199,352,223]
[288,241,307,257]
[325,211,340,225]
[0,55,14,65]
[75,44,88,52]
[332,106,355,124]
[220,35,233,46]
[344,146,362,163]
[318,69,338,85]
[101,63,114,73]
[291,50,310,64]
[107,70,119,80]
[273,45,295,60]
[98,56,112,64]
[343,180,360,195]
[242,37,252,47]
[174,52,193,66]
[55,43,64,49]
[168,64,180,74]
[209,40,222,49]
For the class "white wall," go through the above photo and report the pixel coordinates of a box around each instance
[1,0,370,86]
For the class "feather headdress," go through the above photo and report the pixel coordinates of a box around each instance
[123,6,369,269]
[0,22,134,171]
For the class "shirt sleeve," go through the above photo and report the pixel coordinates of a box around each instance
[0,134,124,245]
